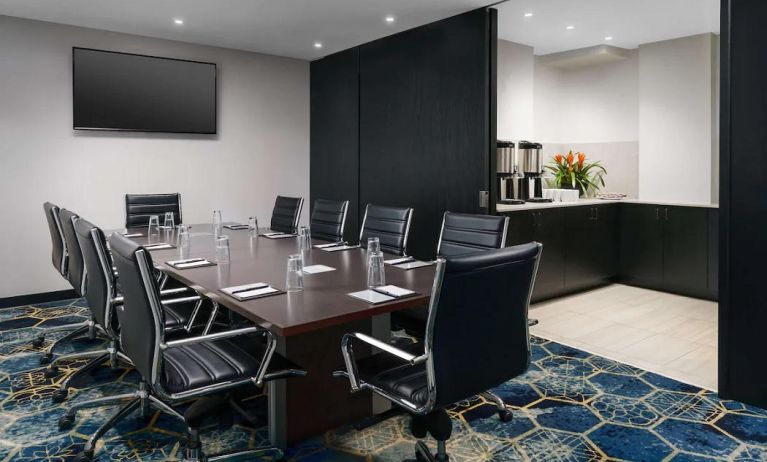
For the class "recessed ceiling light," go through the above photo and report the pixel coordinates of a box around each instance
[566,25,575,30]
[605,36,613,41]
[313,42,323,49]
[385,15,395,24]
[524,12,533,18]
[173,18,184,25]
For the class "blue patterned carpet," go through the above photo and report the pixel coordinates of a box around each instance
[0,298,764,461]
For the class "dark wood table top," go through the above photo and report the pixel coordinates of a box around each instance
[112,224,435,336]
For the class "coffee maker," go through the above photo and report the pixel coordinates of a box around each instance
[496,141,524,204]
[516,141,552,203]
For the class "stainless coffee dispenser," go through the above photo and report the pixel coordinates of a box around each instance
[515,141,551,202]
[496,141,523,204]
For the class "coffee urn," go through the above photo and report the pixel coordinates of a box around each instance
[516,141,551,202]
[496,141,523,204]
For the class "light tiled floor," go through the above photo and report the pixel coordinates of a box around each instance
[530,284,718,391]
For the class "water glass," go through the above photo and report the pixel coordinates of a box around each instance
[163,212,175,229]
[215,236,230,264]
[367,251,386,288]
[367,237,380,255]
[177,224,190,248]
[298,226,311,251]
[212,210,223,237]
[148,215,160,237]
[286,254,304,292]
[248,217,259,237]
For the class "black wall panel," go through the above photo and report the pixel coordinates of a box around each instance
[719,0,767,408]
[310,49,360,243]
[357,9,492,259]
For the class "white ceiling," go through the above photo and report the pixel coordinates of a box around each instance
[496,0,720,55]
[0,0,494,60]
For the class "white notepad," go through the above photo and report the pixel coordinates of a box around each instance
[303,265,336,274]
[221,283,281,301]
[322,245,360,252]
[175,260,213,269]
[145,243,173,250]
[393,260,434,270]
[348,289,395,304]
[373,285,415,298]
[261,233,296,239]
[385,257,415,265]
[314,242,346,249]
[122,232,143,238]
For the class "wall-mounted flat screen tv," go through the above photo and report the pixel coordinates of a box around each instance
[73,47,217,134]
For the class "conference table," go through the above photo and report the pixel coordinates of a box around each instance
[114,223,436,447]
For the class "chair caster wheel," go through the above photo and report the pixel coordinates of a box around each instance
[44,367,60,378]
[58,414,75,430]
[39,353,53,365]
[32,336,45,348]
[498,409,514,422]
[51,389,68,404]
[74,449,93,462]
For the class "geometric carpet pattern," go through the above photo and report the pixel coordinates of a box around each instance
[0,299,764,461]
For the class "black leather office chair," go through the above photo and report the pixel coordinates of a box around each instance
[48,218,200,405]
[359,204,414,256]
[392,212,509,337]
[43,202,68,277]
[34,207,99,360]
[270,195,304,234]
[336,243,541,462]
[310,199,349,242]
[125,193,182,228]
[436,212,509,257]
[70,233,305,462]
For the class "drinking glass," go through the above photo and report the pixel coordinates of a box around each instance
[286,254,304,292]
[177,224,190,248]
[248,217,259,238]
[367,237,380,254]
[367,251,386,288]
[213,210,223,237]
[298,226,311,251]
[148,215,160,237]
[163,212,175,230]
[215,236,230,264]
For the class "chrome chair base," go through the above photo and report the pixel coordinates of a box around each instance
[69,383,284,462]
[480,391,514,422]
[36,321,97,364]
[48,344,133,403]
[415,440,449,462]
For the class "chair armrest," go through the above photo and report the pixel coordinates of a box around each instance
[161,295,201,305]
[160,326,263,350]
[112,288,190,306]
[340,332,426,392]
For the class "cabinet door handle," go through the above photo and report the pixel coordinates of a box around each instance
[532,212,537,227]
[656,208,660,221]
[665,208,669,222]
[595,207,599,221]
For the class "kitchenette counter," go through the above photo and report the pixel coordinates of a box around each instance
[496,198,719,212]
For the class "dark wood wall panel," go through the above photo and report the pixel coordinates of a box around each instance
[310,48,360,243]
[358,9,492,259]
[719,0,767,408]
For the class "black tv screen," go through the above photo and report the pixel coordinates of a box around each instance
[73,48,216,134]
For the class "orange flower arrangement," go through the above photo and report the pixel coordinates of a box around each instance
[546,150,606,196]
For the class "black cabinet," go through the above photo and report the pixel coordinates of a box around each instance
[565,205,618,291]
[620,204,664,286]
[503,202,716,303]
[504,208,566,302]
[619,204,713,299]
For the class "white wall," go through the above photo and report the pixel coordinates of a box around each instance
[497,40,534,141]
[556,51,639,144]
[638,34,717,204]
[0,16,310,298]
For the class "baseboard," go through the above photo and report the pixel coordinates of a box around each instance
[0,289,78,309]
